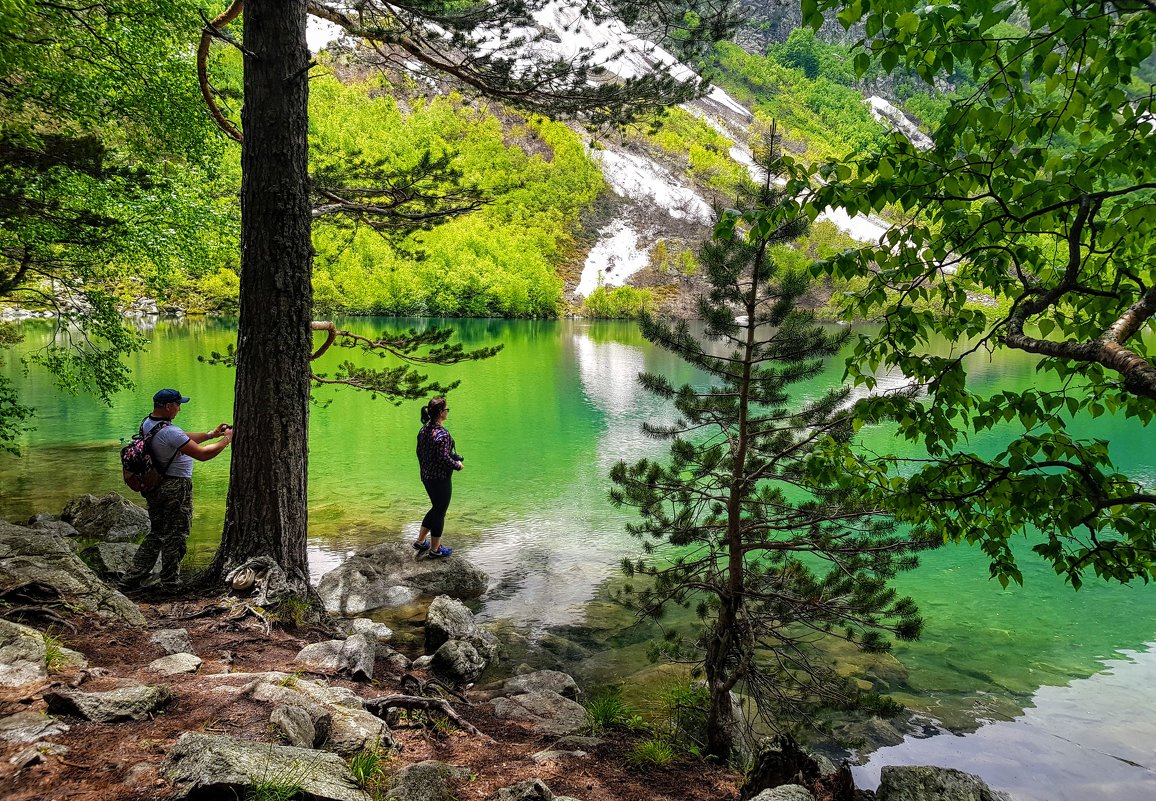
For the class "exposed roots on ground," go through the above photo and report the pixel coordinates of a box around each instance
[0,582,77,631]
[177,597,272,635]
[364,694,492,741]
[400,672,470,705]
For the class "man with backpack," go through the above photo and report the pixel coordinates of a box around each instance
[119,388,233,592]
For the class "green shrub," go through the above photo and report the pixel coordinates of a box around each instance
[582,286,654,319]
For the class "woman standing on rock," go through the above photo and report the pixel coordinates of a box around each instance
[414,396,462,559]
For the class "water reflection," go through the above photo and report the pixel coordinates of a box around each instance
[853,644,1156,800]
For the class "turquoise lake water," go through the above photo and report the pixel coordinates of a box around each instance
[1,316,1154,798]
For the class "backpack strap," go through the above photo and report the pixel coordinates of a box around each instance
[141,416,182,479]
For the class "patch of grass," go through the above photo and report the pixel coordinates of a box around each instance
[275,671,303,689]
[627,737,676,767]
[348,743,390,794]
[583,687,644,735]
[245,781,305,801]
[276,596,312,628]
[42,630,67,672]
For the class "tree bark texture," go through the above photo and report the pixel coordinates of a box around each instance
[210,0,314,590]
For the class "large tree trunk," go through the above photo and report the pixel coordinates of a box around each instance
[208,0,314,593]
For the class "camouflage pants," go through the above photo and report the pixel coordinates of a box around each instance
[126,477,193,583]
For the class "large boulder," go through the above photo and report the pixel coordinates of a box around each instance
[79,542,159,579]
[425,596,500,659]
[876,766,1012,801]
[162,732,372,801]
[750,787,816,801]
[489,690,587,736]
[317,543,488,615]
[431,640,487,685]
[245,672,393,754]
[44,681,172,722]
[294,633,375,680]
[0,619,47,688]
[60,492,149,542]
[383,760,470,801]
[0,521,145,625]
[503,670,580,701]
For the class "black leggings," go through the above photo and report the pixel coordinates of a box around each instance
[421,478,453,537]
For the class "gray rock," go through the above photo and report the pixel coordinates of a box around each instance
[384,759,470,801]
[150,628,195,656]
[80,542,158,579]
[28,519,81,539]
[503,670,580,700]
[0,619,47,688]
[425,595,478,651]
[553,735,604,750]
[876,766,1012,801]
[248,673,392,754]
[0,711,69,742]
[8,741,69,768]
[162,732,372,801]
[318,543,488,615]
[60,492,149,542]
[750,786,816,801]
[491,779,555,801]
[294,633,375,680]
[530,749,587,764]
[346,618,394,642]
[0,521,145,625]
[25,513,56,525]
[53,645,88,672]
[431,639,486,685]
[44,682,172,722]
[147,652,202,675]
[412,655,434,671]
[379,646,412,675]
[424,596,500,669]
[271,705,317,748]
[489,690,587,736]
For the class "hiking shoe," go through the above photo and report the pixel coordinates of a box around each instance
[413,540,431,552]
[427,546,453,559]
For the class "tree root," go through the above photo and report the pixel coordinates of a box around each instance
[363,694,491,741]
[400,672,470,706]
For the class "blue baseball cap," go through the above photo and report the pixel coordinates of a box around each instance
[153,388,190,404]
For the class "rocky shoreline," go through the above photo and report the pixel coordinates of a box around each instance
[0,492,1013,801]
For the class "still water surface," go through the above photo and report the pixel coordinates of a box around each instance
[1,317,1154,799]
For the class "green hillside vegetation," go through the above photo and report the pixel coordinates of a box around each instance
[708,41,888,160]
[309,77,603,317]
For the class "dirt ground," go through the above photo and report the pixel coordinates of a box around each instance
[0,597,743,801]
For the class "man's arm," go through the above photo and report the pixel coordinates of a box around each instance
[187,423,231,444]
[180,428,233,461]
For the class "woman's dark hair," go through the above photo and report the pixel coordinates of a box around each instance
[420,397,447,426]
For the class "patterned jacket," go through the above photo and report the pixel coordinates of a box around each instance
[416,423,461,481]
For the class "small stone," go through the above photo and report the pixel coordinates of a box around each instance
[412,655,434,670]
[530,749,587,764]
[749,786,815,801]
[147,653,202,675]
[150,628,195,656]
[0,712,69,743]
[503,670,580,700]
[8,742,70,769]
[491,778,555,801]
[346,618,393,642]
[44,682,172,722]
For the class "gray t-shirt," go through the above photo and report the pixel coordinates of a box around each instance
[141,417,193,479]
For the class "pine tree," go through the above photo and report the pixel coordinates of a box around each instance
[610,124,928,760]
